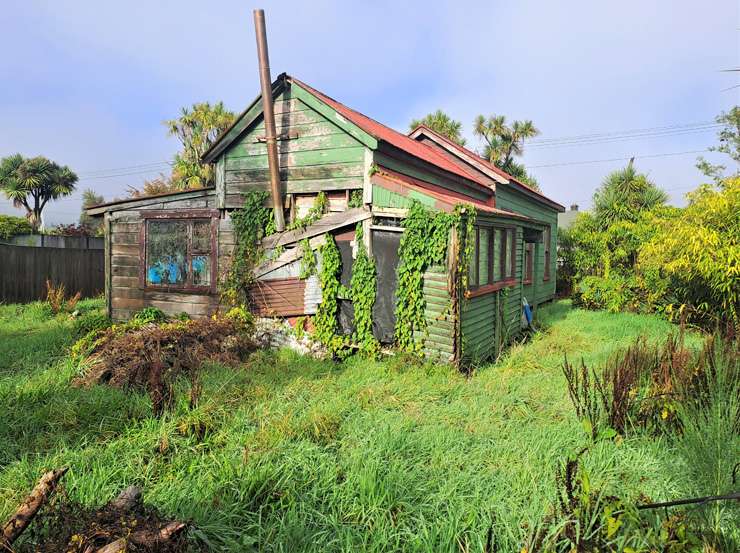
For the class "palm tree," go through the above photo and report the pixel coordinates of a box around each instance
[410,110,467,146]
[0,154,78,231]
[474,115,540,168]
[165,102,235,189]
[473,115,541,190]
[592,160,668,228]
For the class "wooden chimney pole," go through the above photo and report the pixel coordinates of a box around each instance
[253,9,285,231]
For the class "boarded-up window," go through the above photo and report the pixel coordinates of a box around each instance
[143,214,217,292]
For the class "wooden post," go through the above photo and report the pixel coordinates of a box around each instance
[253,9,285,232]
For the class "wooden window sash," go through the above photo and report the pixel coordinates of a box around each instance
[139,210,219,294]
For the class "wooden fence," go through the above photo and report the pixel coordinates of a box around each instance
[0,244,104,304]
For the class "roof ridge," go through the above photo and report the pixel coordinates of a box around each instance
[287,76,489,189]
[409,124,564,210]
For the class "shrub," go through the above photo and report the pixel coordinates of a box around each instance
[574,274,639,313]
[73,311,112,337]
[640,176,740,334]
[48,223,94,236]
[0,214,32,239]
[131,307,167,325]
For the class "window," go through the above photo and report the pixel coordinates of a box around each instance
[524,243,534,284]
[467,225,517,290]
[141,211,217,292]
[543,226,551,281]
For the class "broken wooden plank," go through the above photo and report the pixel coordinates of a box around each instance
[261,207,370,249]
[254,235,325,278]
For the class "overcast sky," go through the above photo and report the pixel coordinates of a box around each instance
[1,0,738,225]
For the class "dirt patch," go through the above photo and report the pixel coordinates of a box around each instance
[17,487,194,552]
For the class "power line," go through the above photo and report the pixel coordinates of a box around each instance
[529,149,709,169]
[527,120,718,144]
[526,125,719,149]
[77,161,172,176]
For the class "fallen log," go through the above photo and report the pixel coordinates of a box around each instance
[94,521,187,552]
[1,467,68,547]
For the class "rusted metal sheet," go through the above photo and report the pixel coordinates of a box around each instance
[249,277,306,316]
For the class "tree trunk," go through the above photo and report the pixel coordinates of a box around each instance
[1,467,68,547]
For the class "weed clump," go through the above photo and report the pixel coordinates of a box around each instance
[74,312,255,416]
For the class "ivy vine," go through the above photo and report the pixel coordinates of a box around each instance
[393,201,476,353]
[298,238,317,279]
[350,223,380,357]
[222,190,275,305]
[288,191,328,231]
[313,233,342,344]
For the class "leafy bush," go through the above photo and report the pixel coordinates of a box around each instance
[48,223,94,236]
[0,214,32,239]
[574,274,639,313]
[73,311,112,337]
[640,176,740,334]
[131,307,167,325]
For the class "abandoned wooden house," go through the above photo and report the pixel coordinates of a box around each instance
[88,73,564,365]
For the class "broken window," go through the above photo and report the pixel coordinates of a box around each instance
[144,215,215,291]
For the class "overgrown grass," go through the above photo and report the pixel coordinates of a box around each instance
[0,299,736,551]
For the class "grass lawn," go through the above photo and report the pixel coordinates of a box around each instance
[0,299,733,551]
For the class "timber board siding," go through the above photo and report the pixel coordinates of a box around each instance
[421,268,454,363]
[221,88,368,209]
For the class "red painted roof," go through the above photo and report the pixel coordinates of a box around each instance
[289,77,489,192]
[410,124,565,211]
[372,167,532,221]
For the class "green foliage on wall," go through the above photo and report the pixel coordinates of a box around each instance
[393,201,474,353]
[288,191,328,231]
[313,233,343,346]
[298,238,317,279]
[222,190,275,305]
[350,224,380,357]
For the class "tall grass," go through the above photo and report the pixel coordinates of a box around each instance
[674,338,739,549]
[0,299,733,551]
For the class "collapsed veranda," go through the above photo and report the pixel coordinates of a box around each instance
[88,74,564,364]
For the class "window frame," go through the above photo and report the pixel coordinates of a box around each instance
[139,209,219,294]
[543,226,551,281]
[467,223,518,298]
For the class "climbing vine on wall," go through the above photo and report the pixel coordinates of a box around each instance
[393,201,476,353]
[288,191,328,231]
[313,233,343,345]
[350,224,380,357]
[298,238,316,279]
[222,190,275,305]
